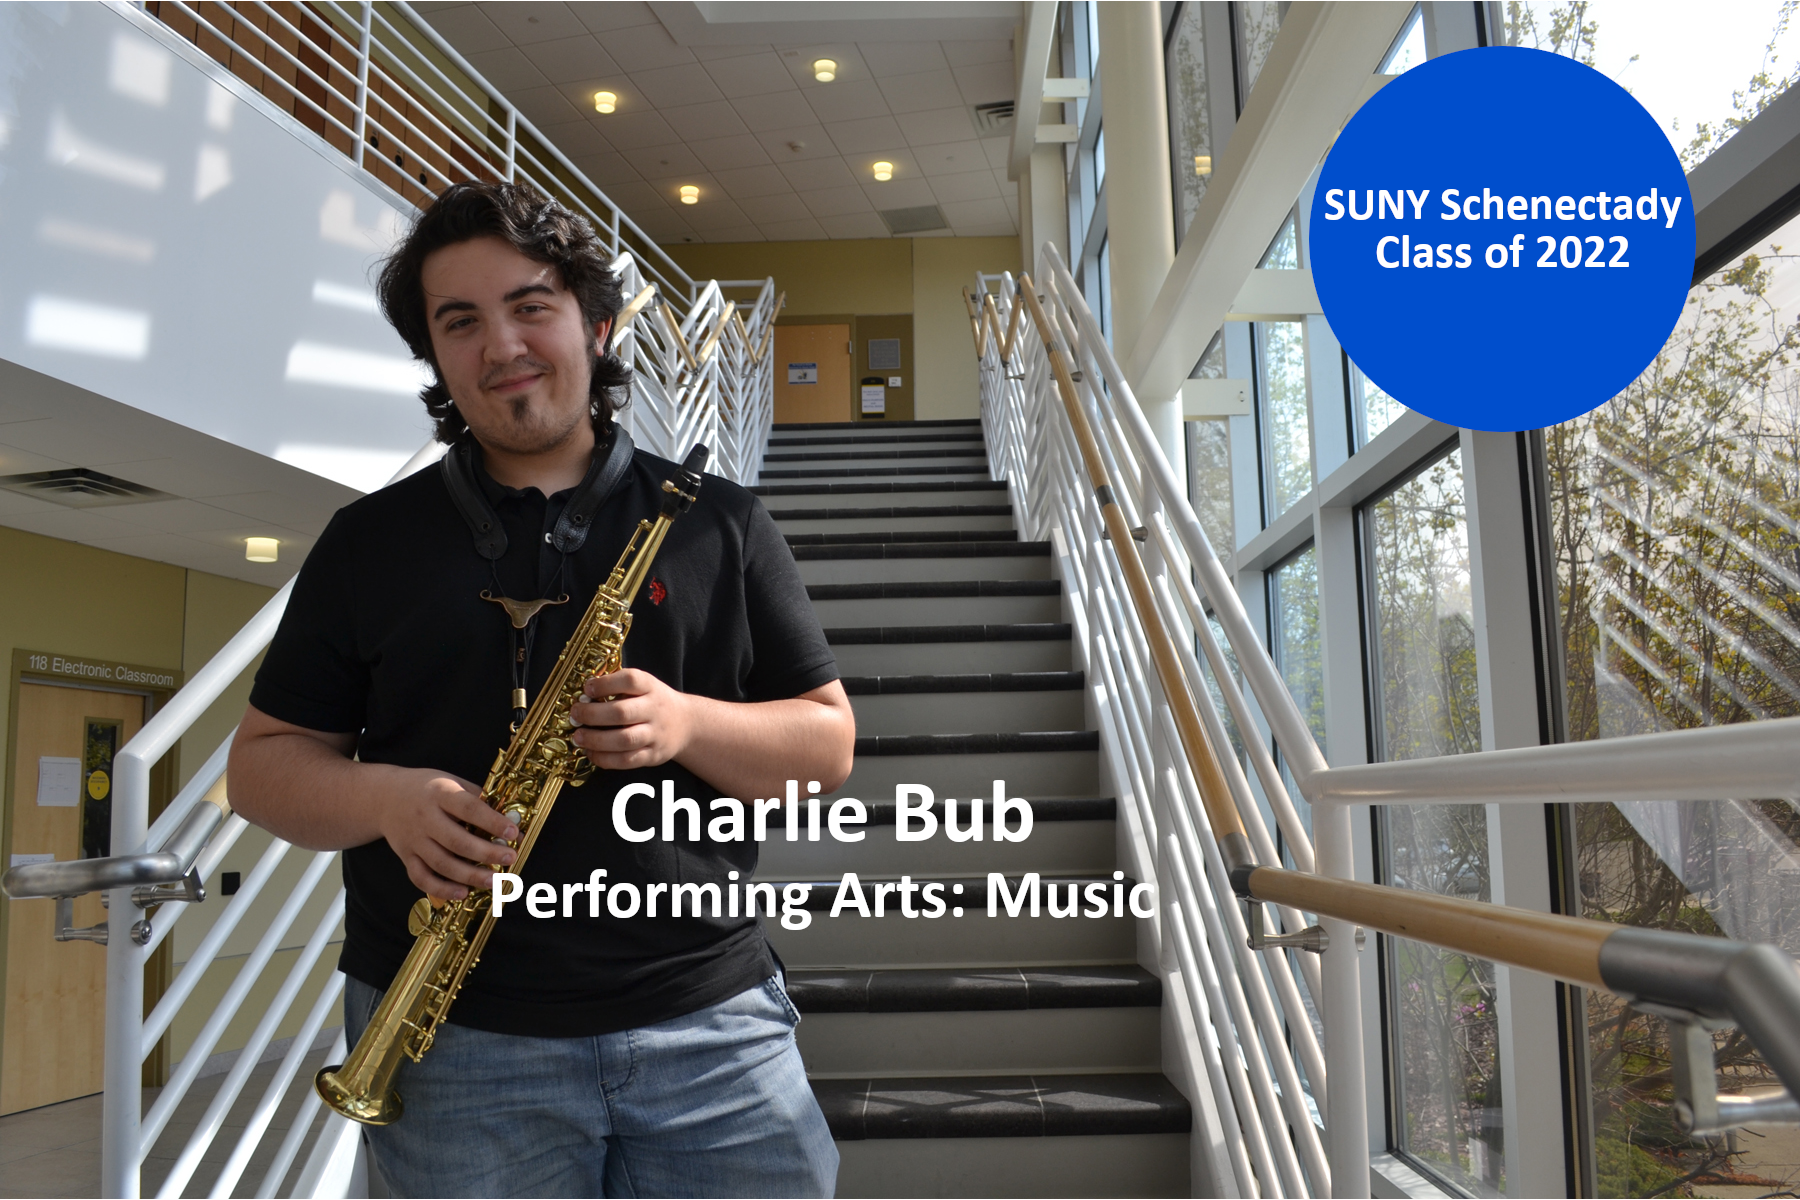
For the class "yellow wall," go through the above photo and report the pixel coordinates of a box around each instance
[667,236,1022,420]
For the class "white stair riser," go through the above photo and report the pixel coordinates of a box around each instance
[813,595,1061,625]
[776,514,1016,535]
[764,455,989,472]
[835,1134,1189,1199]
[757,818,1115,877]
[756,489,1003,512]
[799,557,1051,585]
[832,641,1070,674]
[763,908,1136,967]
[798,1007,1159,1076]
[841,750,1098,797]
[851,690,1084,735]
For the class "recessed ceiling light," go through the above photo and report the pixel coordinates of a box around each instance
[594,91,616,114]
[812,58,837,82]
[679,184,699,205]
[872,161,894,181]
[245,537,279,563]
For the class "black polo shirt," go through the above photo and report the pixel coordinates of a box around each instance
[249,438,838,1037]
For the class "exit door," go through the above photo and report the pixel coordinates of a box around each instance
[2,683,146,1114]
[773,324,852,424]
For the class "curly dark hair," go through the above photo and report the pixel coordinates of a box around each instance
[377,181,632,443]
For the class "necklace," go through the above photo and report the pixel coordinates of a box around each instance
[440,427,638,726]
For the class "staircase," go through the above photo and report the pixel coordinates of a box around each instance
[752,420,1193,1199]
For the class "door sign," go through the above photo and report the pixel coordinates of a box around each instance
[787,362,818,384]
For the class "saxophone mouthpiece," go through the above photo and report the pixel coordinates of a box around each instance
[680,443,710,481]
[661,444,709,516]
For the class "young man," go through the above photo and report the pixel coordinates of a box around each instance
[229,182,851,1198]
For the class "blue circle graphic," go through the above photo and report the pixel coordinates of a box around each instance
[1309,48,1694,431]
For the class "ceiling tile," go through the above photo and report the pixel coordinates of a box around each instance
[735,192,813,224]
[825,116,907,155]
[801,185,873,219]
[688,135,772,173]
[420,6,512,54]
[592,22,695,70]
[692,44,775,62]
[602,179,676,211]
[878,70,959,116]
[940,197,1011,227]
[106,498,264,535]
[898,106,979,147]
[589,109,677,150]
[859,42,950,78]
[752,125,838,162]
[630,205,693,239]
[777,157,856,191]
[619,142,706,178]
[575,2,659,33]
[522,35,621,84]
[819,211,890,239]
[484,2,589,46]
[953,61,1015,106]
[569,151,639,186]
[775,45,871,87]
[732,91,818,134]
[982,136,1010,170]
[699,225,765,243]
[661,101,750,142]
[464,48,549,91]
[800,79,889,124]
[702,53,798,99]
[630,63,724,108]
[206,491,341,529]
[539,119,614,157]
[760,217,829,241]
[929,169,1000,204]
[943,39,1014,67]
[863,177,935,209]
[680,200,752,232]
[509,84,583,129]
[912,140,987,176]
[712,164,794,199]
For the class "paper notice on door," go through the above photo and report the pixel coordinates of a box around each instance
[860,385,885,414]
[9,853,54,868]
[787,362,817,384]
[37,756,80,806]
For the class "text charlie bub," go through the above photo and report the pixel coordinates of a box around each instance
[491,779,1157,931]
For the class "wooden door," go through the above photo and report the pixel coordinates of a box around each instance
[773,324,852,424]
[2,684,146,1114]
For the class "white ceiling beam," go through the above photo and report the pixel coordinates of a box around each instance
[1035,124,1079,144]
[1227,268,1321,320]
[1043,78,1089,100]
[1123,2,1414,402]
[1008,0,1058,181]
[650,2,1021,45]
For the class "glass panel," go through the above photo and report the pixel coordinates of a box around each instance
[1187,335,1234,556]
[1094,124,1105,193]
[1097,235,1112,342]
[1548,205,1800,1198]
[1233,1,1285,112]
[1256,321,1310,519]
[1351,357,1406,447]
[1366,446,1499,1193]
[1382,7,1427,74]
[1260,211,1299,269]
[1269,543,1322,844]
[1165,1,1214,246]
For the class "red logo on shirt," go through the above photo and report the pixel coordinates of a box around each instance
[648,577,666,606]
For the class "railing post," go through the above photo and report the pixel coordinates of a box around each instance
[504,107,517,182]
[1319,803,1371,1199]
[101,753,151,1199]
[351,1,372,169]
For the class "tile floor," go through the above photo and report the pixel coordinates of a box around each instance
[0,1048,380,1199]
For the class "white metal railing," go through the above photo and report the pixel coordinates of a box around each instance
[45,6,781,1196]
[976,244,1800,1198]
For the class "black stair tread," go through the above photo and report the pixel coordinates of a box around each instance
[853,730,1097,755]
[773,419,981,430]
[849,795,1115,826]
[769,504,1013,520]
[842,671,1083,694]
[786,530,1019,546]
[807,580,1059,599]
[768,872,1138,911]
[764,449,990,462]
[769,433,985,447]
[760,466,992,479]
[753,481,1007,497]
[827,623,1069,644]
[788,965,1160,1013]
[793,542,1048,561]
[813,1072,1190,1140]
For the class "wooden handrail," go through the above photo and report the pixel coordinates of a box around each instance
[609,284,658,350]
[961,286,986,359]
[1000,288,1024,364]
[657,302,698,371]
[697,300,735,364]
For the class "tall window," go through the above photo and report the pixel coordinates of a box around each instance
[1349,358,1405,448]
[1363,446,1499,1194]
[1232,1,1285,112]
[1255,321,1309,521]
[1269,543,1322,844]
[1186,334,1234,558]
[1097,235,1112,341]
[1165,2,1215,247]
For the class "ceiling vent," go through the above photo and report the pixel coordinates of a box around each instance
[0,468,173,508]
[972,101,1015,135]
[878,205,950,235]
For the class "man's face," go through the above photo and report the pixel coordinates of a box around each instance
[420,235,609,458]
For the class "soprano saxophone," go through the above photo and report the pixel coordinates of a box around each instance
[316,444,709,1126]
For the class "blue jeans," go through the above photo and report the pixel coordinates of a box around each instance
[344,975,838,1198]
